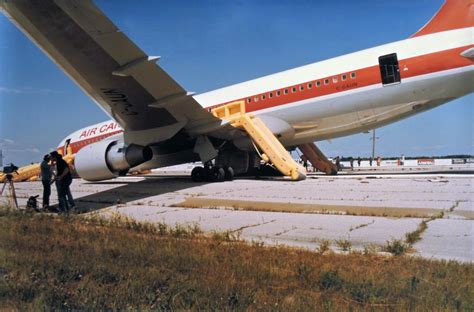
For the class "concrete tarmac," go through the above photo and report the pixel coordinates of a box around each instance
[6,166,473,262]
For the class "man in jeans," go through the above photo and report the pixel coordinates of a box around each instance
[40,154,52,210]
[50,151,75,212]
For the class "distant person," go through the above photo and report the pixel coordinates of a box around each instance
[301,156,308,171]
[349,157,354,170]
[335,156,341,171]
[40,154,52,210]
[357,157,361,167]
[377,156,381,166]
[400,154,405,166]
[50,151,75,212]
[369,157,373,167]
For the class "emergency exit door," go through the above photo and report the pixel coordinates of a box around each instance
[379,53,401,85]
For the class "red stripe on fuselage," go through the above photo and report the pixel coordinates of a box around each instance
[57,130,123,155]
[207,45,473,113]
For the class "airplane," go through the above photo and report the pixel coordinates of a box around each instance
[1,0,472,182]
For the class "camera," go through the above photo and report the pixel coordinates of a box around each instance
[2,163,19,175]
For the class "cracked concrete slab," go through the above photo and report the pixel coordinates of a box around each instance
[413,219,473,262]
[7,170,473,262]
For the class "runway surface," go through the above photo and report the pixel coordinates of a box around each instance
[7,166,474,262]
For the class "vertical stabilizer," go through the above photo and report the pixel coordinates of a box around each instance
[411,0,474,37]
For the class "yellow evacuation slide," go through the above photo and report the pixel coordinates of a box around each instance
[212,101,306,181]
[0,150,75,183]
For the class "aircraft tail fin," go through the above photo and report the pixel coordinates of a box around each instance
[411,0,474,38]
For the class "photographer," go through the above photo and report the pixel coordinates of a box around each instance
[40,154,52,209]
[50,151,75,212]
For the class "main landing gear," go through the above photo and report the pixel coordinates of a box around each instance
[191,163,234,182]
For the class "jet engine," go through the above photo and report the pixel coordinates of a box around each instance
[74,139,152,181]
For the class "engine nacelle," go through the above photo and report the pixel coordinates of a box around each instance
[75,139,152,181]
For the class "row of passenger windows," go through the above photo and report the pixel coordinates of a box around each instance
[74,132,115,148]
[247,72,356,103]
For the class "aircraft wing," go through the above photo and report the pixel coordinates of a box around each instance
[0,0,224,145]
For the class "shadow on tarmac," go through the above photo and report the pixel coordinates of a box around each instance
[73,176,208,213]
[59,167,472,213]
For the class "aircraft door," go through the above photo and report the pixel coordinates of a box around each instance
[379,53,401,86]
[64,139,71,155]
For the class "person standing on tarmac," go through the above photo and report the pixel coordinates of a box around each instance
[40,154,52,210]
[335,156,341,171]
[50,151,75,212]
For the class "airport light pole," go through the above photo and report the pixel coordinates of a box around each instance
[370,129,379,159]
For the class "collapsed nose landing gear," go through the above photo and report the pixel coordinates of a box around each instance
[191,163,234,182]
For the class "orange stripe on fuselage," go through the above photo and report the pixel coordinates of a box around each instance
[207,45,473,114]
[57,130,123,155]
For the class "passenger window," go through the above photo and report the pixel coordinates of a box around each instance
[262,94,266,100]
[324,79,329,85]
[308,83,312,89]
[247,98,252,103]
[333,77,338,83]
[342,74,347,81]
[300,85,304,91]
[277,90,281,96]
[316,81,321,87]
[269,92,273,98]
[351,72,356,79]
[292,87,296,93]
[284,89,289,95]
[254,96,259,102]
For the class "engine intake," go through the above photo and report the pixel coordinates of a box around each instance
[75,139,152,181]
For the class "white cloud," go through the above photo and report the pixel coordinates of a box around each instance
[0,138,40,154]
[0,138,14,145]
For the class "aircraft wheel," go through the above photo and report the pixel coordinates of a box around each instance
[191,166,206,182]
[224,166,234,181]
[208,167,225,182]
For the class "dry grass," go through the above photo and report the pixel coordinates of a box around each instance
[0,209,473,310]
[174,197,442,218]
[405,212,444,247]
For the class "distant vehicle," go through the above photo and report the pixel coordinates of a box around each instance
[1,0,472,182]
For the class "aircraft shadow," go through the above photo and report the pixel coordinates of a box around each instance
[70,176,208,213]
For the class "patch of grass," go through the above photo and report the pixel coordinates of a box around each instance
[383,239,408,256]
[348,280,388,304]
[173,197,438,218]
[363,244,380,255]
[335,238,352,252]
[349,219,375,232]
[405,212,444,246]
[317,239,331,255]
[405,220,428,245]
[211,230,241,242]
[319,270,343,291]
[0,210,473,310]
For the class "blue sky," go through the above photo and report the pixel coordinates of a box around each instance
[0,0,472,166]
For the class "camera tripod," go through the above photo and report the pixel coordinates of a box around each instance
[1,174,18,209]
